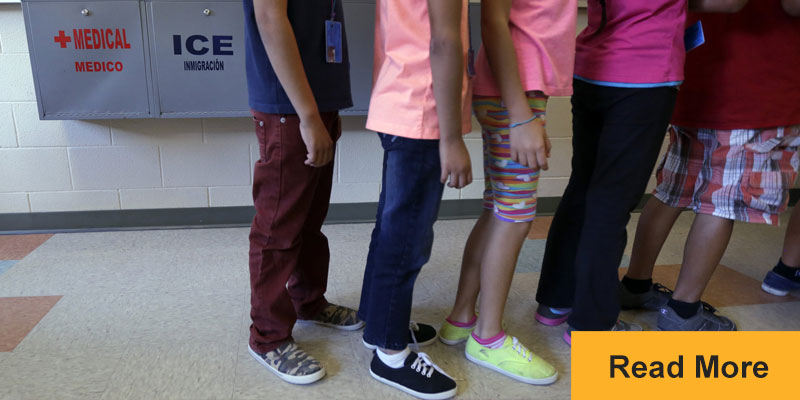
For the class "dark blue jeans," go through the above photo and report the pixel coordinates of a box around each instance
[357,133,445,350]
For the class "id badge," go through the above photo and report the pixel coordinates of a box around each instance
[684,20,705,52]
[325,20,343,64]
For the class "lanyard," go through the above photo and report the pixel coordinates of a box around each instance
[330,0,336,21]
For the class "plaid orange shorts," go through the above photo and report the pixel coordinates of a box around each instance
[654,125,800,225]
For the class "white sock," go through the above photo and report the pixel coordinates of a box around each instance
[486,334,506,349]
[377,347,411,369]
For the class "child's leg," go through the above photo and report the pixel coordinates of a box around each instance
[289,113,341,318]
[357,137,390,323]
[249,112,336,353]
[670,214,734,302]
[626,198,682,280]
[569,85,677,331]
[782,205,800,266]
[536,80,602,309]
[449,126,499,323]
[627,126,703,281]
[448,210,493,323]
[360,133,445,351]
[473,93,545,337]
[475,217,532,338]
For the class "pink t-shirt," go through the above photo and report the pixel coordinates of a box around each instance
[365,0,472,140]
[473,0,577,97]
[574,0,687,84]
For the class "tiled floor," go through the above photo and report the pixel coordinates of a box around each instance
[0,211,798,399]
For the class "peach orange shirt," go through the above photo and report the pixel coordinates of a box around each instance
[365,0,472,140]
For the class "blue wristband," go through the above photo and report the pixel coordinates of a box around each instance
[509,115,540,129]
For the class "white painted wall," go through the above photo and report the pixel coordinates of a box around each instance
[0,4,655,214]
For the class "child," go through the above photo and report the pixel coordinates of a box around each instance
[244,0,364,384]
[356,0,473,398]
[532,0,691,343]
[764,206,800,296]
[440,0,577,385]
[621,0,800,330]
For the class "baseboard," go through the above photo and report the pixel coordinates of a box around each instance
[2,190,798,234]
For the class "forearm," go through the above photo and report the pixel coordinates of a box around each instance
[481,1,532,124]
[784,0,800,16]
[689,0,748,13]
[428,0,464,143]
[254,1,319,120]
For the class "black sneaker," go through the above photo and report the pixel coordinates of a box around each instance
[363,321,438,350]
[369,351,457,400]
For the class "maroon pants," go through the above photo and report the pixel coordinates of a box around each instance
[248,110,341,353]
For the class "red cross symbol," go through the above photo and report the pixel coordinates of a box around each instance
[53,30,71,48]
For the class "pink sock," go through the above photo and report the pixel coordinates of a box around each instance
[472,331,506,349]
[446,314,477,328]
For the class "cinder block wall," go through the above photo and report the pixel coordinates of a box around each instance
[1,4,657,214]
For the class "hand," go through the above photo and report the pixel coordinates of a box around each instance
[440,137,473,189]
[509,118,550,171]
[299,115,334,167]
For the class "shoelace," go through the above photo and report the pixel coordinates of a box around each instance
[699,301,722,316]
[410,352,454,379]
[653,283,674,295]
[409,321,420,350]
[510,337,533,362]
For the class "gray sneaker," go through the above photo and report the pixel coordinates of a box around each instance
[249,342,326,385]
[563,320,642,345]
[620,282,673,311]
[657,302,736,331]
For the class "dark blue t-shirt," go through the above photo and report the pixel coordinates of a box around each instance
[243,0,352,114]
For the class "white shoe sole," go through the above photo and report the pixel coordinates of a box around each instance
[369,367,457,400]
[363,335,437,350]
[464,351,558,386]
[762,282,790,297]
[300,319,366,331]
[248,346,325,385]
[438,335,467,346]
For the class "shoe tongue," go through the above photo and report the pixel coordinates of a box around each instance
[405,351,419,365]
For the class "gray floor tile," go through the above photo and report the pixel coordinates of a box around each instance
[1,211,798,400]
[0,346,123,400]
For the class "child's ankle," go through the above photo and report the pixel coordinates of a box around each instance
[446,313,477,328]
[774,258,800,279]
[471,330,506,349]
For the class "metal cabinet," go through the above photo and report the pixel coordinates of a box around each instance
[21,0,482,120]
[22,0,154,119]
[146,0,248,118]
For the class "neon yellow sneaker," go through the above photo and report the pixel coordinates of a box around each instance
[465,335,558,385]
[438,319,475,345]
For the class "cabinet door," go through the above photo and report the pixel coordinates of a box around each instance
[24,0,153,119]
[148,0,248,117]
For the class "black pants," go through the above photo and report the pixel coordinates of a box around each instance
[535,80,678,331]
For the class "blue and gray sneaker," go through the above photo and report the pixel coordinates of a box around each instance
[620,282,673,311]
[657,302,736,331]
[563,320,642,346]
[762,268,800,296]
